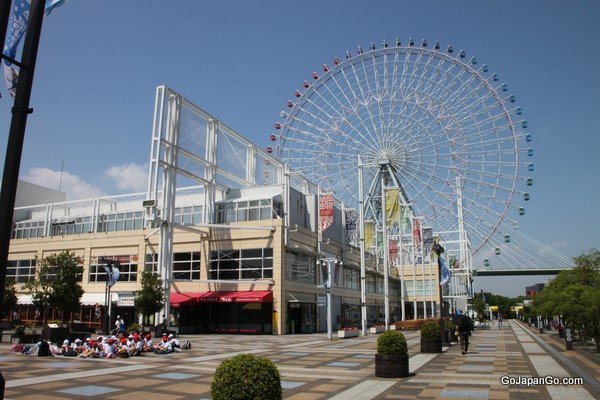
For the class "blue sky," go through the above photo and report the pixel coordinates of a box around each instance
[1,0,598,296]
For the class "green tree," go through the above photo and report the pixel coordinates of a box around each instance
[1,278,18,319]
[532,249,600,351]
[24,261,54,325]
[46,251,85,320]
[24,251,84,325]
[471,296,486,319]
[134,271,164,328]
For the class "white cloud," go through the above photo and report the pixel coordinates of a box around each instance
[24,167,105,200]
[105,163,148,192]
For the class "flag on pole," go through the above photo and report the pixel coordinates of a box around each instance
[439,254,451,285]
[344,209,358,246]
[3,0,67,97]
[109,264,120,287]
[318,194,334,234]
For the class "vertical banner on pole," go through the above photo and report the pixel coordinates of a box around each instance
[344,209,358,246]
[319,194,334,234]
[413,218,421,253]
[365,221,375,252]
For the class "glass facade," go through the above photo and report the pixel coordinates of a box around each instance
[89,255,138,283]
[209,248,273,280]
[215,199,282,223]
[6,259,36,283]
[286,251,316,284]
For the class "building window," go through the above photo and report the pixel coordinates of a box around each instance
[174,206,203,225]
[144,251,200,280]
[215,199,281,223]
[209,248,273,280]
[343,268,360,290]
[12,220,45,239]
[144,252,159,274]
[376,275,384,293]
[97,212,144,233]
[6,259,36,283]
[286,252,315,284]
[173,252,200,280]
[390,280,399,295]
[50,216,94,236]
[89,255,138,283]
[366,274,376,293]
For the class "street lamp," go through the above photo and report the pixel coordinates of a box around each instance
[318,257,342,340]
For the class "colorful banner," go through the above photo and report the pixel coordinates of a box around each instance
[413,218,422,251]
[422,227,433,257]
[344,209,358,246]
[365,221,375,251]
[319,194,334,234]
[389,239,398,261]
[377,230,384,259]
[384,189,400,229]
[400,205,411,233]
[3,0,67,97]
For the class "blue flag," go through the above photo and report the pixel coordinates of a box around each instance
[439,254,450,285]
[3,0,67,97]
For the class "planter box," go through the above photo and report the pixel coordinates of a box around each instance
[375,354,409,378]
[369,326,385,334]
[338,330,359,339]
[420,338,442,353]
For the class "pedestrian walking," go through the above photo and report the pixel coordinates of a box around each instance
[456,311,473,355]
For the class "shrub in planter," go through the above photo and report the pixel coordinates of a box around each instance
[211,353,282,400]
[375,330,409,378]
[128,322,142,333]
[420,321,442,353]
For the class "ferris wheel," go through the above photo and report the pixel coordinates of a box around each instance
[269,38,534,257]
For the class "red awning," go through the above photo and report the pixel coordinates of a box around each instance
[198,291,273,303]
[170,292,205,307]
[170,291,273,305]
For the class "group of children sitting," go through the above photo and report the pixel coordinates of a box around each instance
[12,332,191,358]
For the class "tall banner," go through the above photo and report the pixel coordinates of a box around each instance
[384,189,400,235]
[412,218,422,251]
[344,209,358,246]
[422,227,433,257]
[365,221,375,251]
[3,0,67,97]
[319,194,334,234]
[400,205,411,233]
[377,230,384,259]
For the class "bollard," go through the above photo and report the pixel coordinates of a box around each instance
[565,328,573,350]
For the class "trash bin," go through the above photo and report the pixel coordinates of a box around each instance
[42,324,69,344]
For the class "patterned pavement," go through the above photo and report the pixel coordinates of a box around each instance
[0,320,598,399]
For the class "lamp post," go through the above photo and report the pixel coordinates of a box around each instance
[319,257,342,340]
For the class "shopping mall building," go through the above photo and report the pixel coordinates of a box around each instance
[7,87,440,335]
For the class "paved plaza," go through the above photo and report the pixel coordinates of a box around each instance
[0,320,598,399]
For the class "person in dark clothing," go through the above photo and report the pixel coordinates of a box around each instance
[456,312,473,355]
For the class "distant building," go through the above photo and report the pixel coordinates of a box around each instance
[525,283,544,297]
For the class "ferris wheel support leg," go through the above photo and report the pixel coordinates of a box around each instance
[358,156,368,336]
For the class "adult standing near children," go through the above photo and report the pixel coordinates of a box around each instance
[456,311,473,355]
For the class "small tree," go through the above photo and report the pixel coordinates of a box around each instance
[24,261,54,326]
[134,271,164,329]
[24,251,84,325]
[1,278,18,319]
[47,251,84,321]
